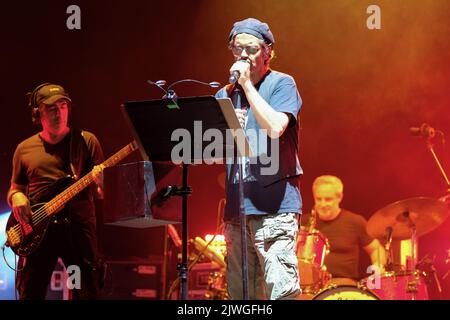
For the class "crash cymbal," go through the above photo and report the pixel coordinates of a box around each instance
[367,197,449,240]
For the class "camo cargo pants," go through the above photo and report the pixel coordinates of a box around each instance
[224,212,300,300]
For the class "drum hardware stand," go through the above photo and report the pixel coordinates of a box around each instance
[396,210,419,300]
[308,209,317,232]
[399,211,419,300]
[443,250,450,280]
[417,253,443,297]
[384,226,395,272]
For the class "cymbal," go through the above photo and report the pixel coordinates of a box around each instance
[367,197,449,240]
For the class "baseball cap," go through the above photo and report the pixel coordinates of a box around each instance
[33,83,72,106]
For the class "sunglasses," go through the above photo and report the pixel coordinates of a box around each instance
[230,45,261,56]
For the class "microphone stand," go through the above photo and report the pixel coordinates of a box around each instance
[415,127,449,298]
[231,84,249,300]
[423,131,450,193]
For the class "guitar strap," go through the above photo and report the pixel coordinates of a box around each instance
[69,128,92,181]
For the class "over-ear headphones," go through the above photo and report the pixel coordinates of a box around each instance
[28,82,52,125]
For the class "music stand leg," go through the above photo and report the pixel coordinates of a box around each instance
[180,164,189,300]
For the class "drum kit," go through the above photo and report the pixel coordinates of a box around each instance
[200,196,448,300]
[203,124,450,300]
[296,196,449,300]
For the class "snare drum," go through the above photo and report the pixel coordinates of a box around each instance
[361,272,428,300]
[312,285,379,300]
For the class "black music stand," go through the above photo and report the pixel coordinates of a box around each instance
[121,96,252,300]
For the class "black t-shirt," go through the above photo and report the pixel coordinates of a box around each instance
[11,129,104,219]
[303,209,373,280]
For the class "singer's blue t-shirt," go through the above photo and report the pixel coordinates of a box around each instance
[215,70,303,221]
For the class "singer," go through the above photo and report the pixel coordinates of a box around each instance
[215,18,303,300]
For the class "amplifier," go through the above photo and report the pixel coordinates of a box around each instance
[103,260,162,300]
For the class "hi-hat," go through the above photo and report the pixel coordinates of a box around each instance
[367,197,449,240]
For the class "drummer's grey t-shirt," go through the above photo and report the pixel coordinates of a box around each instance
[315,209,373,280]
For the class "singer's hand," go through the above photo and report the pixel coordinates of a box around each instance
[235,109,247,128]
[230,59,251,85]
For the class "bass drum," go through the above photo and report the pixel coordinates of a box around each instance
[312,285,379,300]
[360,272,429,300]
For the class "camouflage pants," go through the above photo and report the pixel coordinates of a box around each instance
[224,212,300,300]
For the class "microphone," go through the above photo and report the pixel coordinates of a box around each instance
[229,58,251,84]
[410,123,436,138]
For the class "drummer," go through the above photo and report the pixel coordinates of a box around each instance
[306,175,386,283]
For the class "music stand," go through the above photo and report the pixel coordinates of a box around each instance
[121,96,252,300]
